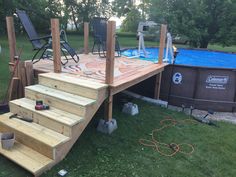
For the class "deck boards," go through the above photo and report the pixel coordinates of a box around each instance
[25,85,95,106]
[0,113,70,148]
[10,98,83,126]
[0,54,166,176]
[33,54,167,93]
[0,141,53,174]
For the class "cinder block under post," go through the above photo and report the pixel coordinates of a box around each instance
[97,95,117,134]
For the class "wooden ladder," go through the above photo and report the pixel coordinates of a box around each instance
[0,72,108,176]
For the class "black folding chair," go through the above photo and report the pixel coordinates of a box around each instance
[91,17,121,57]
[16,9,79,65]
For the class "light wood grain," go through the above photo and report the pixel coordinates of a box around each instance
[158,24,167,64]
[51,19,61,73]
[105,21,116,84]
[6,16,16,63]
[0,141,53,175]
[10,98,84,136]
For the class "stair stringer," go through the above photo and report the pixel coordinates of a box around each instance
[54,88,108,163]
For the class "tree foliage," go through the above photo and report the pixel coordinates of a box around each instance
[149,0,236,48]
[121,8,141,32]
[0,0,63,34]
[112,0,134,17]
[0,0,113,34]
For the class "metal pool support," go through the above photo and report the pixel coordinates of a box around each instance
[164,32,174,63]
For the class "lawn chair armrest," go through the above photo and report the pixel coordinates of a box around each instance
[30,35,52,41]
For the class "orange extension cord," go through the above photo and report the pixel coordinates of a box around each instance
[139,116,195,157]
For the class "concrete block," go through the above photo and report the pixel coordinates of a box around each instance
[0,132,15,150]
[122,102,139,116]
[97,119,117,134]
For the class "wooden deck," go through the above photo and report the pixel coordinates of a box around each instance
[2,17,169,175]
[33,54,167,95]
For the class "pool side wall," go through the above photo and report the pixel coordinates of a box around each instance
[129,65,236,112]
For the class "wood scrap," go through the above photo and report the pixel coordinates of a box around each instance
[25,61,34,86]
[8,77,19,101]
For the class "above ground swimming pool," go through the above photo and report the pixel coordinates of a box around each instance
[122,48,236,69]
[122,48,236,112]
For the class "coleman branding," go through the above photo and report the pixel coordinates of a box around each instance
[172,72,182,84]
[206,75,229,84]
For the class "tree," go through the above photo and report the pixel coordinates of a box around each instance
[112,0,134,17]
[63,0,113,31]
[149,0,236,48]
[121,8,141,32]
[0,0,64,34]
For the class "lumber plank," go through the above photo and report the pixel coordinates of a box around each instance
[26,85,95,106]
[20,66,27,97]
[104,94,113,121]
[6,16,16,63]
[8,77,19,101]
[111,64,166,95]
[158,24,167,64]
[105,21,116,84]
[0,112,70,159]
[17,61,25,98]
[39,73,107,90]
[51,19,61,73]
[39,76,99,99]
[25,85,95,116]
[9,98,84,136]
[0,141,53,175]
[154,72,162,99]
[25,61,34,86]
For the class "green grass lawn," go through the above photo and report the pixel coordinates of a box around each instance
[0,98,236,177]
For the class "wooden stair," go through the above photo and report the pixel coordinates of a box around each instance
[0,72,108,176]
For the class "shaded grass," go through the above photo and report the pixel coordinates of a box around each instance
[1,97,236,177]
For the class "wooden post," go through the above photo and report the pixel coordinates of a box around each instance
[105,21,116,84]
[104,94,113,121]
[154,73,162,99]
[105,21,116,121]
[158,24,167,64]
[51,18,61,73]
[6,16,17,63]
[84,22,89,54]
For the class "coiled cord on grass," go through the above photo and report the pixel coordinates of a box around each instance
[139,117,195,157]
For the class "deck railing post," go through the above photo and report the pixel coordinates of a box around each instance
[105,21,116,121]
[84,22,89,54]
[105,21,116,84]
[51,18,61,73]
[158,24,167,64]
[6,16,17,63]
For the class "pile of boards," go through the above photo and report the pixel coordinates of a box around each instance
[8,60,34,101]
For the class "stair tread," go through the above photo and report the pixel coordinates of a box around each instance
[0,141,53,174]
[10,98,84,126]
[40,72,107,90]
[0,113,70,148]
[25,85,96,106]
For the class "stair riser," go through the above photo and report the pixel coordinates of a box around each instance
[9,102,72,137]
[25,89,86,116]
[0,122,55,159]
[39,76,99,100]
